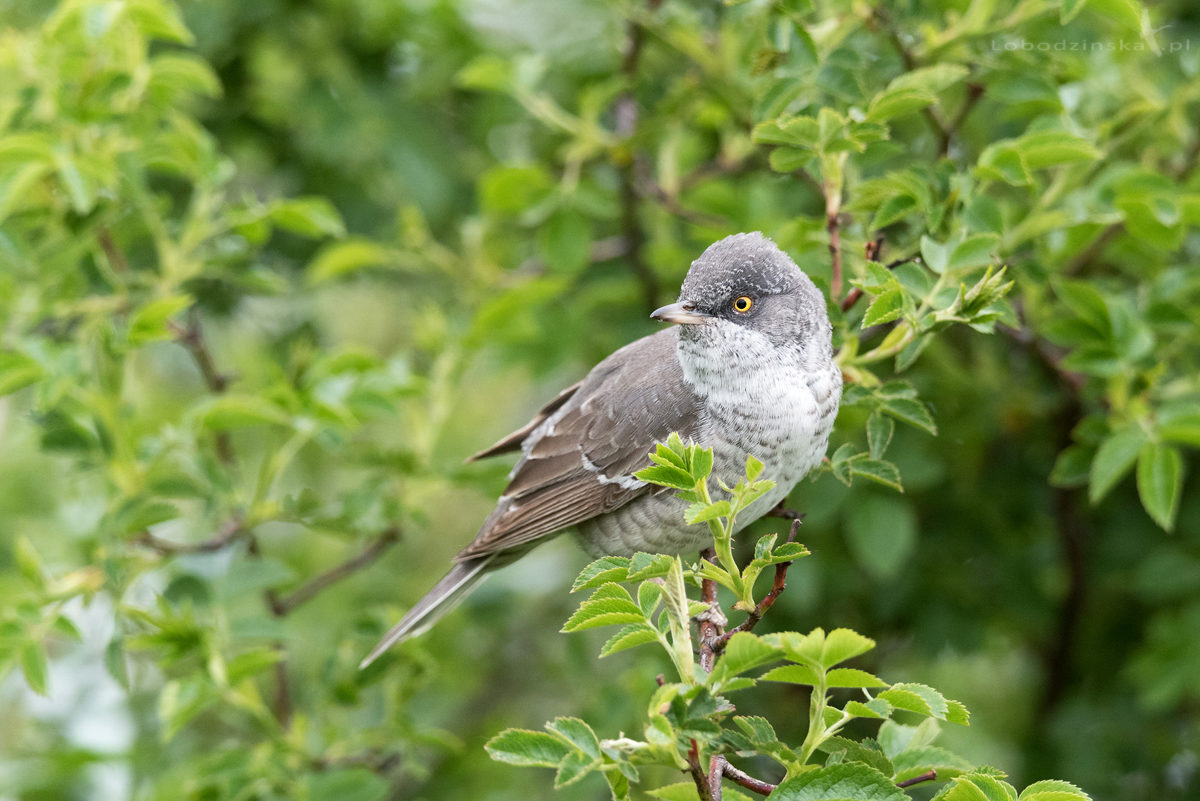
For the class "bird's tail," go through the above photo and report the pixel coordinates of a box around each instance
[359,555,494,669]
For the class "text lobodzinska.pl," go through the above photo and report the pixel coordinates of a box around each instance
[991,37,1191,53]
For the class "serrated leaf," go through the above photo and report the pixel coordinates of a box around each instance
[760,664,820,685]
[845,698,893,719]
[572,557,631,591]
[867,412,894,459]
[692,446,714,480]
[627,552,676,581]
[746,454,765,481]
[849,459,903,493]
[486,729,573,767]
[634,464,696,491]
[880,397,938,435]
[939,774,1020,801]
[686,500,731,525]
[1088,426,1146,504]
[561,596,644,632]
[771,762,906,801]
[1136,443,1183,532]
[863,289,905,327]
[880,683,952,719]
[826,668,888,688]
[600,624,660,657]
[1018,779,1091,801]
[866,87,937,123]
[548,717,601,758]
[710,632,780,685]
[822,628,876,667]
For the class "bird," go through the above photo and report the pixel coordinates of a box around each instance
[360,232,841,668]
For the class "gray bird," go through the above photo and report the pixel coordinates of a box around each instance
[361,232,841,667]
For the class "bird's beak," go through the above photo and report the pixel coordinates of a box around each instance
[651,301,712,325]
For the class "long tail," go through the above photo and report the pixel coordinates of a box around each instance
[359,555,495,669]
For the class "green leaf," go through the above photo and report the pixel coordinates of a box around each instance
[1049,445,1093,488]
[599,623,660,657]
[947,234,1000,272]
[1158,410,1200,447]
[269,197,346,238]
[866,87,937,123]
[195,396,290,430]
[709,632,780,685]
[823,628,876,668]
[554,750,597,788]
[1088,426,1147,504]
[634,464,696,491]
[849,459,903,493]
[939,774,1019,801]
[863,289,905,327]
[1018,779,1091,801]
[1136,443,1183,532]
[128,294,193,344]
[888,64,970,94]
[572,557,631,591]
[1017,131,1101,169]
[305,769,388,801]
[650,782,757,801]
[826,668,889,688]
[21,643,48,695]
[745,454,765,481]
[0,351,45,397]
[771,762,906,801]
[307,238,396,284]
[456,54,514,92]
[920,236,950,275]
[686,500,731,525]
[486,729,572,767]
[479,165,554,214]
[866,412,894,458]
[880,397,938,435]
[845,698,893,719]
[759,664,820,685]
[562,590,644,632]
[547,717,601,758]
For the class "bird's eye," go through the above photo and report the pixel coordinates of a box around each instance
[732,296,753,313]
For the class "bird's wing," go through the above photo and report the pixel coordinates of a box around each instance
[455,329,704,560]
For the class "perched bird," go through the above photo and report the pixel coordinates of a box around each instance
[361,232,841,667]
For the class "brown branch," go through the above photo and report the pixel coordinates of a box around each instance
[827,210,844,301]
[97,227,129,273]
[714,755,777,795]
[686,739,709,800]
[697,547,722,674]
[136,517,247,554]
[898,769,938,788]
[270,527,401,616]
[943,83,985,156]
[714,517,802,649]
[708,754,724,801]
[171,314,235,465]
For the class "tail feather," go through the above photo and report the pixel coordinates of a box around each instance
[359,556,494,669]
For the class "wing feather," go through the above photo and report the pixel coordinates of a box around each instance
[456,329,702,560]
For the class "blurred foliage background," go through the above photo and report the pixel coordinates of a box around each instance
[1,0,1198,799]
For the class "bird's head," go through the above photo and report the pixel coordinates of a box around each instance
[651,232,829,355]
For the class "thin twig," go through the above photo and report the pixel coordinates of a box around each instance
[716,756,777,795]
[135,517,246,554]
[171,315,235,465]
[714,517,802,648]
[97,228,129,273]
[841,252,919,313]
[686,740,709,800]
[708,754,724,801]
[270,528,402,616]
[897,769,938,788]
[827,210,844,301]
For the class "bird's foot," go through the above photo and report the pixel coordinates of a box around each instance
[694,601,728,630]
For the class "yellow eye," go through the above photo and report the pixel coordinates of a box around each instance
[732,296,753,313]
